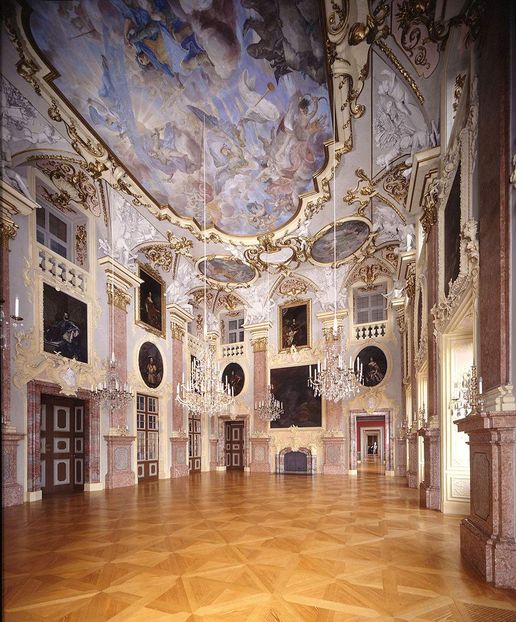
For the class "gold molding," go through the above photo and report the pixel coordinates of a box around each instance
[107,283,131,311]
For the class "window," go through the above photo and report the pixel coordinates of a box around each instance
[228,317,244,343]
[136,394,159,480]
[354,286,387,324]
[36,204,71,259]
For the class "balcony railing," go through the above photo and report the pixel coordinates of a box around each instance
[221,343,245,358]
[37,245,88,295]
[354,321,387,341]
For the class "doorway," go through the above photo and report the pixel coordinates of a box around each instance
[225,421,244,470]
[189,413,201,472]
[40,395,85,495]
[136,394,159,481]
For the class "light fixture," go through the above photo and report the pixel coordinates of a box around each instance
[175,113,234,417]
[91,355,133,411]
[255,383,283,422]
[308,349,362,403]
[307,104,361,403]
[91,205,134,412]
[0,296,23,350]
[450,364,484,419]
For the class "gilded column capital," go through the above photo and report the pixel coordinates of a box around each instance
[316,309,348,343]
[170,321,185,341]
[251,336,268,353]
[244,321,271,353]
[98,255,142,310]
[107,283,131,311]
[0,217,18,247]
[167,303,193,343]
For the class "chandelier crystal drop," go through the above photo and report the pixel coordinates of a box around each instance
[255,384,284,422]
[308,342,362,403]
[91,357,134,411]
[176,344,234,417]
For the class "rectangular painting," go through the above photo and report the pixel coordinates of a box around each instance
[270,365,321,429]
[137,263,165,337]
[43,283,88,363]
[279,300,310,351]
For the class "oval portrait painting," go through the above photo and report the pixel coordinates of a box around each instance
[138,342,164,389]
[221,362,245,397]
[355,346,387,388]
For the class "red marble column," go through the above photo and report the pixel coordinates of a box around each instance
[168,304,192,478]
[246,322,271,472]
[1,219,24,507]
[98,257,141,490]
[419,213,441,509]
[406,431,418,489]
[418,427,440,509]
[477,4,511,402]
[457,411,516,589]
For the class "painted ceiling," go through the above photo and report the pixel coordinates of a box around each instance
[27,0,332,237]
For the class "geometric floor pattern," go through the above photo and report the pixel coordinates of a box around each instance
[3,467,516,621]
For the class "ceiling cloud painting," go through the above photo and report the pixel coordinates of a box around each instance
[27,0,332,237]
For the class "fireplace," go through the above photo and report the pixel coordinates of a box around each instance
[277,447,316,474]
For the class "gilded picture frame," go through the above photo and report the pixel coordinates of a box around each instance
[278,300,311,352]
[136,263,166,338]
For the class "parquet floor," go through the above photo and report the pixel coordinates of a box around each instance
[3,470,515,622]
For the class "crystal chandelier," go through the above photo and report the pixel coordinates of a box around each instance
[175,114,234,418]
[176,343,233,417]
[91,357,134,411]
[307,102,361,403]
[255,384,284,422]
[308,342,362,403]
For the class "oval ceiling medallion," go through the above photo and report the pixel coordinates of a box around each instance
[311,219,370,264]
[198,256,257,285]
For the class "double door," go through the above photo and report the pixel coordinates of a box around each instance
[137,394,159,481]
[225,421,244,470]
[189,414,201,472]
[40,396,85,495]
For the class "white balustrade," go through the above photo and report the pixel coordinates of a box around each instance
[354,321,387,341]
[221,343,245,358]
[37,245,88,296]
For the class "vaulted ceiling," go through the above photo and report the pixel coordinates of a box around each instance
[3,0,475,295]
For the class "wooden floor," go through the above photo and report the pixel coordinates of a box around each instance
[3,470,515,622]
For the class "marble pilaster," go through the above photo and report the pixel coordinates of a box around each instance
[167,303,192,478]
[457,411,516,589]
[1,185,35,507]
[406,431,418,489]
[419,425,440,510]
[98,257,141,489]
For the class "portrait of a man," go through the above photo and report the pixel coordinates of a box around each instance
[137,264,165,336]
[279,301,310,351]
[43,284,88,363]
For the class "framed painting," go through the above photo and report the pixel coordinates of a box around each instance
[279,300,311,351]
[43,283,88,363]
[138,342,164,389]
[270,365,321,428]
[136,263,165,337]
[221,362,245,397]
[355,346,388,388]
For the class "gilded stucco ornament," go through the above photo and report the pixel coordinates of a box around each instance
[420,175,441,236]
[3,15,41,96]
[405,263,417,301]
[13,328,102,395]
[138,232,193,274]
[107,283,131,311]
[432,220,479,334]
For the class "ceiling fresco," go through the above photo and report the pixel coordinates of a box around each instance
[198,256,256,285]
[26,0,332,237]
[311,219,371,265]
